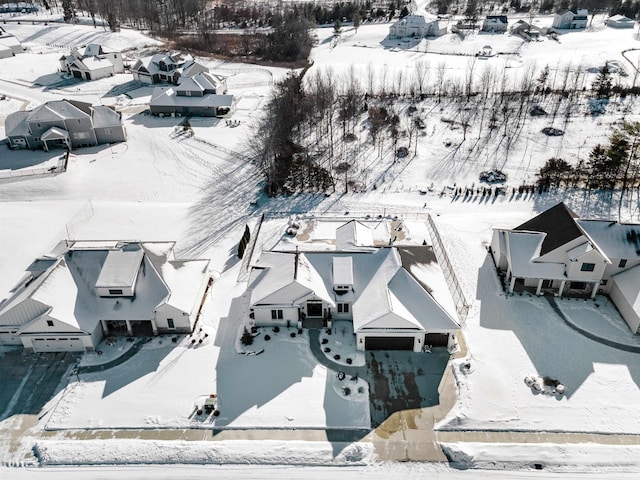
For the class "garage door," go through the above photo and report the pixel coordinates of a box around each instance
[425,333,449,347]
[31,337,85,352]
[365,336,414,350]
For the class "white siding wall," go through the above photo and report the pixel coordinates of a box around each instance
[609,282,640,333]
[155,304,190,332]
[252,306,298,327]
[565,248,606,280]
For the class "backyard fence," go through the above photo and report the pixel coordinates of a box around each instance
[426,214,470,326]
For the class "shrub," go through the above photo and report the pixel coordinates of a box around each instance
[324,347,331,353]
[358,386,365,394]
[240,327,253,346]
[321,338,328,344]
[343,387,351,396]
[264,334,271,341]
[346,358,352,364]
[334,354,341,360]
[290,332,296,338]
[272,326,280,333]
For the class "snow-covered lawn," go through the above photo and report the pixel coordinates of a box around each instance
[319,321,365,368]
[433,209,640,435]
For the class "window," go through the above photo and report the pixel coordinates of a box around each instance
[570,281,586,290]
[619,259,627,268]
[73,132,90,140]
[271,309,283,320]
[167,318,175,329]
[108,289,123,295]
[47,320,54,327]
[185,91,191,96]
[580,263,595,272]
[338,303,349,313]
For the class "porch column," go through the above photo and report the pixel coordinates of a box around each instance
[126,320,133,336]
[590,282,599,299]
[509,276,516,294]
[536,279,543,296]
[101,320,109,335]
[558,280,566,298]
[43,140,49,152]
[151,321,158,336]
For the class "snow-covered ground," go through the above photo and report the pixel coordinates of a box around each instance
[1,11,640,475]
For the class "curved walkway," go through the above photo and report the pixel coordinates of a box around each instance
[307,329,366,377]
[77,338,151,374]
[545,297,640,354]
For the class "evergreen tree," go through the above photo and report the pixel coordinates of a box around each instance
[592,64,613,99]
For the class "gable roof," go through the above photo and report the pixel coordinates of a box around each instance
[576,219,640,261]
[611,265,640,314]
[0,241,208,333]
[336,220,374,251]
[515,202,582,255]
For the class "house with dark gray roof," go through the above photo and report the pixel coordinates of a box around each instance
[5,99,126,151]
[149,71,234,118]
[491,203,640,334]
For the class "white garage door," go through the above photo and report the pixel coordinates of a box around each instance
[31,337,85,352]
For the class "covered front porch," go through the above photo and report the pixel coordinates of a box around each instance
[41,126,71,152]
[507,275,599,299]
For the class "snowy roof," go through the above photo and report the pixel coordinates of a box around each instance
[609,14,634,23]
[350,248,459,332]
[27,100,89,122]
[83,43,119,56]
[4,110,30,137]
[504,231,566,279]
[577,219,640,261]
[0,241,208,333]
[150,87,234,109]
[91,105,122,128]
[40,126,69,141]
[177,71,225,93]
[95,244,144,289]
[332,256,353,286]
[0,35,21,47]
[249,251,334,307]
[132,52,194,76]
[566,241,593,261]
[81,56,113,71]
[336,220,374,251]
[515,202,582,256]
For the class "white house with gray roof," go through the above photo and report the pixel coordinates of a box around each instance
[131,52,208,85]
[0,241,211,352]
[5,99,125,151]
[59,43,124,81]
[491,203,640,334]
[247,222,460,352]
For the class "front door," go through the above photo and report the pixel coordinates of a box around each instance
[307,301,322,318]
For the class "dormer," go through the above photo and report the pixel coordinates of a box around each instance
[332,256,353,295]
[95,244,144,297]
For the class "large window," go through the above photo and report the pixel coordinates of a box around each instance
[619,259,627,268]
[167,318,175,329]
[271,309,283,320]
[109,289,123,295]
[338,303,349,313]
[580,263,595,272]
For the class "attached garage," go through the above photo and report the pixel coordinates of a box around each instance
[609,267,640,334]
[31,337,86,352]
[426,333,449,347]
[365,336,415,350]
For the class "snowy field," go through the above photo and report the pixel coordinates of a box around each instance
[1,9,640,475]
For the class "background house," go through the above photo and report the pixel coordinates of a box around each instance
[0,241,211,352]
[389,13,444,38]
[482,15,508,33]
[552,9,589,29]
[247,223,460,352]
[0,26,24,55]
[149,71,234,118]
[59,44,124,81]
[606,14,635,28]
[5,99,126,151]
[131,52,208,85]
[490,203,640,334]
